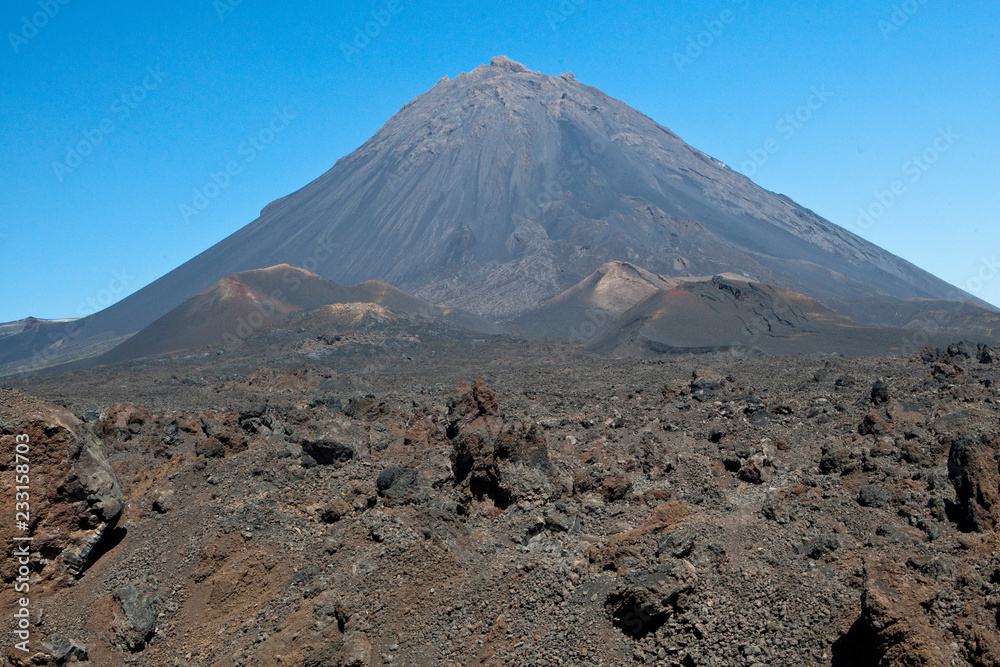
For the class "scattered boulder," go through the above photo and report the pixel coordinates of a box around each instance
[45,636,88,664]
[238,404,273,434]
[948,341,975,360]
[337,632,373,667]
[871,379,890,405]
[979,344,998,364]
[343,395,389,422]
[737,452,772,484]
[858,484,891,508]
[488,423,554,506]
[376,467,416,495]
[199,414,246,453]
[657,527,725,565]
[661,384,682,400]
[799,534,839,560]
[112,586,157,652]
[375,467,428,504]
[920,348,945,363]
[195,436,226,459]
[707,425,728,443]
[320,498,351,524]
[946,434,1000,532]
[199,415,227,439]
[749,410,771,427]
[605,560,697,638]
[933,360,964,380]
[94,404,153,442]
[449,380,553,508]
[151,490,175,514]
[302,438,355,466]
[859,409,885,436]
[606,503,689,553]
[447,378,502,437]
[599,474,633,502]
[819,443,852,475]
[690,369,727,392]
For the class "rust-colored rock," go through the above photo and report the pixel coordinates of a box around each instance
[0,390,124,586]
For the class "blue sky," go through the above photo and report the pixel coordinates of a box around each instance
[1,0,997,322]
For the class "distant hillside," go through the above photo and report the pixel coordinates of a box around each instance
[97,265,504,365]
[512,261,758,339]
[586,275,924,357]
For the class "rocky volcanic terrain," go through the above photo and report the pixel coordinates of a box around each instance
[3,49,998,667]
[1,55,998,667]
[2,314,1000,666]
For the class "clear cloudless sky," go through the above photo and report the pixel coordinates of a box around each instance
[1,0,998,322]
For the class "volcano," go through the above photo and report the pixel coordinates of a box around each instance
[3,56,993,371]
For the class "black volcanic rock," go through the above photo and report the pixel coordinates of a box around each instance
[301,438,355,466]
[871,380,890,405]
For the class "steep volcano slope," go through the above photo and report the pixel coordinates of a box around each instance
[4,56,991,370]
[96,265,503,364]
[586,276,921,357]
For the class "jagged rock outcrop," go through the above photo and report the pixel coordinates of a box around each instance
[605,560,698,638]
[448,379,553,508]
[0,390,124,585]
[947,434,1000,532]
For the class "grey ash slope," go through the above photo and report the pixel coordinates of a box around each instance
[3,56,991,371]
